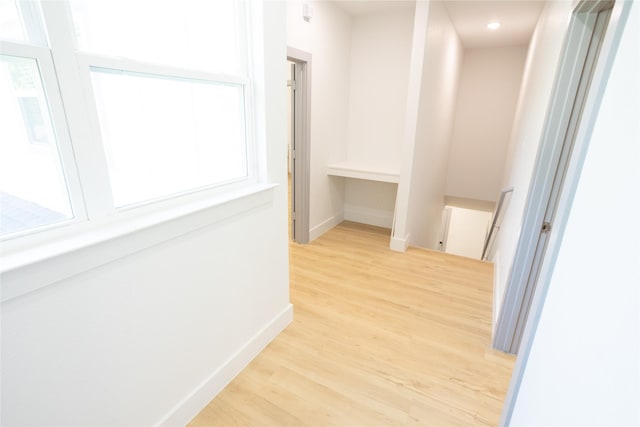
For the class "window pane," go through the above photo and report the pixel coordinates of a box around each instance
[70,0,240,75]
[0,55,73,237]
[0,1,26,41]
[90,69,247,208]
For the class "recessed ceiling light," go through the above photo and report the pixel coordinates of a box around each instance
[487,22,501,30]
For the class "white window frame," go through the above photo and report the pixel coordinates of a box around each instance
[0,39,88,234]
[1,1,262,243]
[0,0,270,291]
[43,0,259,213]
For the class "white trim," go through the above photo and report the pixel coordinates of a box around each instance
[1,184,276,302]
[390,233,410,252]
[40,0,116,218]
[492,249,501,337]
[234,0,250,78]
[439,206,452,251]
[16,1,47,47]
[38,49,87,224]
[327,163,399,184]
[309,213,343,242]
[249,0,267,183]
[0,39,47,57]
[77,53,249,86]
[157,303,294,427]
[344,205,394,229]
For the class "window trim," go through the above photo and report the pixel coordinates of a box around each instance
[39,0,118,219]
[77,53,250,87]
[0,183,276,303]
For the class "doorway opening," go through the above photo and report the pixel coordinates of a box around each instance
[287,48,311,244]
[494,0,629,354]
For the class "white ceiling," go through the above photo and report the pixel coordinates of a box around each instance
[329,0,416,17]
[329,0,545,48]
[444,1,545,48]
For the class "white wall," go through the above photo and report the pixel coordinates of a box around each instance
[490,1,572,322]
[508,1,640,424]
[444,206,492,259]
[345,8,414,171]
[445,46,527,203]
[342,8,414,229]
[0,3,291,425]
[404,1,464,249]
[344,179,397,228]
[286,1,351,239]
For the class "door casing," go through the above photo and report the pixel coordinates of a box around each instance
[287,47,311,244]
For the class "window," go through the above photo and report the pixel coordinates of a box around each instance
[0,0,82,239]
[0,54,74,236]
[0,0,258,243]
[68,0,250,207]
[69,0,241,75]
[0,0,26,42]
[90,69,248,207]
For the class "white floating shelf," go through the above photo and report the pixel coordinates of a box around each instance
[327,163,400,184]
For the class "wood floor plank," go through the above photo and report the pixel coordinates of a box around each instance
[189,221,515,426]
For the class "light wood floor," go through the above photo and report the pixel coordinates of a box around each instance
[190,222,515,426]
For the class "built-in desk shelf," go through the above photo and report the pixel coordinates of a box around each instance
[327,163,400,184]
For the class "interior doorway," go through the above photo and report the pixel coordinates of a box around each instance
[494,0,628,355]
[286,60,294,240]
[287,48,311,244]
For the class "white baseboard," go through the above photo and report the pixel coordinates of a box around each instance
[157,304,294,427]
[390,233,410,252]
[309,213,344,241]
[344,206,393,229]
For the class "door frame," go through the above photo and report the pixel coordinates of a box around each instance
[499,0,632,423]
[494,0,629,354]
[287,47,311,244]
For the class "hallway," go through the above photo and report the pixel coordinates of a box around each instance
[190,222,515,426]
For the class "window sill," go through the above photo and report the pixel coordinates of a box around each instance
[0,183,277,302]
